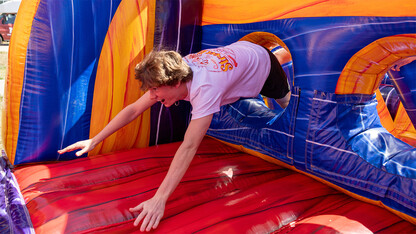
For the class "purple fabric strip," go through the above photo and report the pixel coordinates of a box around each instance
[0,155,34,233]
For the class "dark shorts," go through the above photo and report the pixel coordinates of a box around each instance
[259,46,290,99]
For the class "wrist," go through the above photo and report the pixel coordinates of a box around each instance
[90,136,99,145]
[154,190,169,202]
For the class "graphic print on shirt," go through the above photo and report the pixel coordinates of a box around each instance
[184,47,238,72]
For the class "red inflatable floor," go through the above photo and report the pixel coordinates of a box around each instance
[14,138,415,233]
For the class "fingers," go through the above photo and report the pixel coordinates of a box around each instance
[130,203,162,232]
[58,140,92,156]
[140,213,161,232]
[152,214,162,230]
[57,143,81,154]
[146,215,157,232]
[130,203,144,227]
[140,212,152,232]
[134,210,147,228]
[129,203,144,213]
[75,149,87,157]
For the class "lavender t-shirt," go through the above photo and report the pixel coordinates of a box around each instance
[183,41,270,120]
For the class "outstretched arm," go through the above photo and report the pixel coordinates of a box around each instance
[129,114,213,232]
[58,91,157,156]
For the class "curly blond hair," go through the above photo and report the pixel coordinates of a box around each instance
[135,50,193,91]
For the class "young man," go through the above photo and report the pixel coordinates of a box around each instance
[58,40,291,232]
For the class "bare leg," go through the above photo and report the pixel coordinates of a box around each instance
[274,91,291,109]
[272,48,291,109]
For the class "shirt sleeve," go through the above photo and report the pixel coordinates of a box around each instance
[190,84,223,120]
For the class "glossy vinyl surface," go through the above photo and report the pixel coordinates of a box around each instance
[13,138,416,233]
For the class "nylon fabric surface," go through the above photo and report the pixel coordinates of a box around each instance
[201,0,416,25]
[200,17,416,93]
[12,0,122,164]
[0,157,34,233]
[13,138,416,233]
[388,62,416,127]
[3,0,40,164]
[208,88,416,221]
[148,0,200,147]
[88,0,155,156]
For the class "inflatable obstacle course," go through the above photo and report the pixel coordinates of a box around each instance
[2,0,416,232]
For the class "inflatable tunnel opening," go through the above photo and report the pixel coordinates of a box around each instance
[336,34,416,146]
[237,32,294,112]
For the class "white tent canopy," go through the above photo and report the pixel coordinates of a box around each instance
[0,0,21,14]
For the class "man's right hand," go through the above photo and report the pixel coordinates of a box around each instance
[58,139,96,156]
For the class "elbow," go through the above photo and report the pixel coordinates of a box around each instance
[124,104,142,121]
[181,140,200,153]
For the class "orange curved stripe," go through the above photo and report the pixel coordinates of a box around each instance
[394,103,416,146]
[339,35,416,146]
[89,0,155,156]
[202,0,416,26]
[336,34,416,95]
[3,0,41,164]
[238,31,291,52]
[376,90,416,147]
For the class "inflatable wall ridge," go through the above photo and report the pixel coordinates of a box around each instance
[208,88,416,222]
